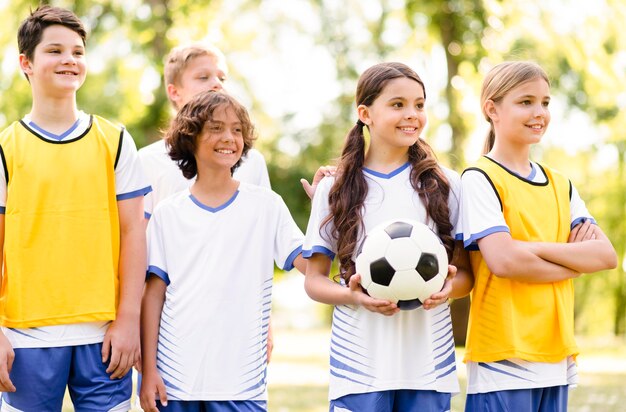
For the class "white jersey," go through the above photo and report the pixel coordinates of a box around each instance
[303,162,462,401]
[461,159,589,394]
[0,111,151,349]
[139,139,270,217]
[147,183,303,401]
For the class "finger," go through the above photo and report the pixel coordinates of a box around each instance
[300,179,314,199]
[446,264,457,279]
[106,347,121,374]
[348,274,362,291]
[158,382,169,407]
[111,352,130,379]
[101,335,111,363]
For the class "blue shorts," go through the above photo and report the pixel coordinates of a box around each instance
[464,385,568,412]
[1,343,132,412]
[156,400,267,412]
[330,390,451,412]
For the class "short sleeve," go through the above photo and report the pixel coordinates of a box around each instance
[460,169,510,250]
[302,176,336,260]
[115,129,152,200]
[234,149,271,189]
[273,195,304,271]
[146,210,170,284]
[570,183,596,228]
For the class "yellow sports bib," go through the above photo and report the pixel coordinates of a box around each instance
[0,115,122,327]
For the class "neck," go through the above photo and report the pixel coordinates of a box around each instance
[488,141,532,175]
[191,167,239,207]
[29,95,79,132]
[364,143,409,174]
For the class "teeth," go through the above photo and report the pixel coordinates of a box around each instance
[400,127,416,131]
[216,149,234,154]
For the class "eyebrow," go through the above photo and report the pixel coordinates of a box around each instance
[43,43,85,49]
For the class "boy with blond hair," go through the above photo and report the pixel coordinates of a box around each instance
[0,5,150,411]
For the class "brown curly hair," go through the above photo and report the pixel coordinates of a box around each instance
[166,90,256,179]
[325,62,454,283]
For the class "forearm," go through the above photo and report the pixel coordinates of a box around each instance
[524,234,617,273]
[141,279,166,372]
[117,198,146,319]
[304,255,353,305]
[449,241,473,298]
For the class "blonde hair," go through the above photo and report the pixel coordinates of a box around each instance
[481,61,550,154]
[164,43,227,104]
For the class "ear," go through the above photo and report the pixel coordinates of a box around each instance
[484,99,499,122]
[357,104,371,126]
[19,54,33,77]
[166,83,182,109]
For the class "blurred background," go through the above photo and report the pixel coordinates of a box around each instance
[1,0,624,410]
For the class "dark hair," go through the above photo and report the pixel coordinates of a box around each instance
[166,91,255,179]
[18,5,86,63]
[481,61,550,153]
[325,62,454,283]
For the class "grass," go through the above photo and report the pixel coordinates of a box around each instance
[60,331,626,411]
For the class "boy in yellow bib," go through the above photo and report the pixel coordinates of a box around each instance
[0,6,150,411]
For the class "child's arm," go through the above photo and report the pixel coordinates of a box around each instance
[478,232,580,283]
[0,216,15,393]
[293,254,307,275]
[300,165,336,199]
[521,220,617,273]
[423,240,474,309]
[102,196,145,379]
[304,254,399,316]
[140,276,168,412]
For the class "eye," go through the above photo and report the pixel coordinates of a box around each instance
[49,49,60,54]
[520,100,531,105]
[392,102,403,108]
[542,101,550,107]
[219,76,227,82]
[416,102,425,110]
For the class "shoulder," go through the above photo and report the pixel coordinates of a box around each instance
[152,189,189,217]
[0,121,20,143]
[238,181,279,201]
[138,139,166,158]
[439,165,460,184]
[243,148,266,162]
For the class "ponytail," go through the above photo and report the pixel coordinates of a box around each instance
[482,125,495,154]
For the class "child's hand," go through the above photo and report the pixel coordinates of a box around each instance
[102,313,140,379]
[0,333,15,392]
[300,165,336,200]
[348,274,399,316]
[140,369,168,412]
[569,219,596,243]
[422,264,456,310]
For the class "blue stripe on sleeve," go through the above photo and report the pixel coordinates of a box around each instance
[302,245,335,260]
[571,217,596,229]
[0,206,4,214]
[463,225,510,250]
[282,245,303,271]
[116,185,152,201]
[147,265,170,285]
[144,211,152,220]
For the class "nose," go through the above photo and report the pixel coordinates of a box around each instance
[405,106,418,119]
[61,52,76,65]
[221,130,235,142]
[209,77,224,92]
[534,103,548,117]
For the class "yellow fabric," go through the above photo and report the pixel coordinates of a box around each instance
[464,156,578,363]
[0,116,121,327]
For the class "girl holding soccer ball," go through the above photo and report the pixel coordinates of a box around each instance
[303,62,473,412]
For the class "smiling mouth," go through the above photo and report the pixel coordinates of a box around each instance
[215,149,235,154]
[56,71,78,76]
[399,127,418,132]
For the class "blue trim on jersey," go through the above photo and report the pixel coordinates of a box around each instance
[28,118,81,141]
[302,245,335,260]
[463,225,510,249]
[571,216,596,229]
[0,206,5,214]
[6,328,46,341]
[189,190,239,213]
[147,265,170,285]
[455,232,463,241]
[117,185,152,200]
[282,245,302,271]
[363,162,410,179]
[526,164,537,180]
[144,211,152,219]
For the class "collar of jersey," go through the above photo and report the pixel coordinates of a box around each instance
[363,162,410,179]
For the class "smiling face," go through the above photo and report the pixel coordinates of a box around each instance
[19,24,86,98]
[168,54,228,110]
[486,77,551,148]
[359,76,427,155]
[194,105,244,175]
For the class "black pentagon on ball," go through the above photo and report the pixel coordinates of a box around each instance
[370,257,395,286]
[398,298,423,310]
[416,252,439,281]
[384,221,413,239]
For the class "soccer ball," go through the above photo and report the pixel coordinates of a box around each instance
[355,218,448,310]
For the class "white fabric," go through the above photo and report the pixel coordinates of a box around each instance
[0,111,150,349]
[139,139,270,216]
[146,183,303,401]
[461,159,590,393]
[303,163,462,401]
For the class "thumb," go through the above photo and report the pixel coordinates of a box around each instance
[158,382,168,406]
[348,274,362,291]
[101,335,111,363]
[300,179,314,199]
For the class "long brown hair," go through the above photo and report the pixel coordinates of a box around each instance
[481,61,550,154]
[325,62,453,283]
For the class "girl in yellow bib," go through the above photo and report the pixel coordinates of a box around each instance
[460,61,617,412]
